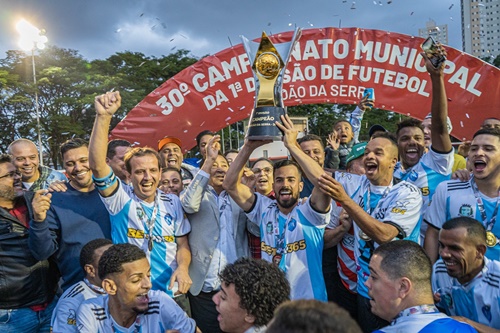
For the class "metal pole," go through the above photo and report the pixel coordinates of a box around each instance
[236,121,240,149]
[32,49,43,166]
[229,124,232,150]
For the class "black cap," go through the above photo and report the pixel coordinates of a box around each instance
[369,124,387,138]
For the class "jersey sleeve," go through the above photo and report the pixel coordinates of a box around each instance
[349,106,365,143]
[327,204,343,229]
[382,182,422,239]
[245,193,273,227]
[99,180,131,216]
[169,195,191,237]
[424,146,454,176]
[299,197,329,227]
[51,297,80,333]
[158,291,196,332]
[334,171,363,197]
[76,300,100,333]
[424,181,448,229]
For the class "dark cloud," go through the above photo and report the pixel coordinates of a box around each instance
[0,0,461,60]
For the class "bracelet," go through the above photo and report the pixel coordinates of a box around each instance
[92,170,117,190]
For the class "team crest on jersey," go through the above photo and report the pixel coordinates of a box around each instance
[266,222,273,234]
[288,218,297,232]
[408,170,419,182]
[164,213,173,226]
[482,304,492,322]
[66,309,77,326]
[136,207,145,220]
[459,204,474,217]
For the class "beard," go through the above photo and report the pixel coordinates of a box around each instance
[0,185,20,201]
[276,187,299,209]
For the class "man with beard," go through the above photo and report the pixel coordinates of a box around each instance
[432,217,500,332]
[223,114,332,301]
[89,91,192,298]
[29,138,112,291]
[0,154,59,332]
[424,128,500,263]
[106,139,131,184]
[394,49,454,242]
[180,135,250,333]
[158,136,198,186]
[316,133,422,332]
[366,240,476,333]
[77,243,198,333]
[8,138,67,191]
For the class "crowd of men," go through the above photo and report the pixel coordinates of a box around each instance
[1,47,500,333]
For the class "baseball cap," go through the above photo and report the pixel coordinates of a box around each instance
[158,136,182,151]
[424,112,453,132]
[368,124,387,138]
[346,142,367,165]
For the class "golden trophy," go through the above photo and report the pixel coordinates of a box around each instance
[241,28,302,140]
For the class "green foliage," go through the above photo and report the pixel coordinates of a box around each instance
[0,46,198,167]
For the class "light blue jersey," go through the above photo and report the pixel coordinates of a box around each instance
[336,173,422,299]
[394,147,454,241]
[374,312,477,332]
[432,257,500,329]
[425,179,500,260]
[77,290,196,333]
[100,182,191,295]
[246,193,329,301]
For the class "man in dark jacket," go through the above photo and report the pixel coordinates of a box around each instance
[0,154,59,332]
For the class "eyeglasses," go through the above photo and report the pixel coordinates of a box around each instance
[0,171,22,180]
[252,167,272,174]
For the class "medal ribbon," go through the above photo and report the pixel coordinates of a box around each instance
[470,176,500,233]
[136,196,159,251]
[392,304,440,325]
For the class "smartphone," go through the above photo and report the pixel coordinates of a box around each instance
[362,88,375,108]
[421,36,446,68]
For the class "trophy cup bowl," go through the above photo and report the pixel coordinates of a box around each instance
[241,28,302,140]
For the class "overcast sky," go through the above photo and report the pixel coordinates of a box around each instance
[0,0,462,61]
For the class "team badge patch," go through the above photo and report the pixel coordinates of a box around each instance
[459,204,473,217]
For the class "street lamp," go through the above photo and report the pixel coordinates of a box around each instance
[16,19,47,166]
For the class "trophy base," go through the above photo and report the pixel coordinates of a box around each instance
[246,106,286,141]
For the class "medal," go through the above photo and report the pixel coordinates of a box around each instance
[148,237,153,251]
[486,231,498,247]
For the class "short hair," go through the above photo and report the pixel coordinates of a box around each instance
[161,166,182,179]
[396,118,423,137]
[0,154,12,165]
[370,132,399,159]
[442,216,487,246]
[79,238,113,272]
[7,138,37,154]
[219,258,290,327]
[251,157,274,168]
[224,149,239,157]
[107,139,131,159]
[274,159,302,178]
[98,243,147,280]
[373,240,431,291]
[472,127,500,140]
[297,134,324,149]
[267,299,362,333]
[60,138,88,158]
[124,147,161,174]
[196,130,216,148]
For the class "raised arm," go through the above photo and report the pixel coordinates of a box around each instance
[88,91,122,197]
[223,139,269,212]
[318,174,399,244]
[424,47,452,153]
[276,114,331,212]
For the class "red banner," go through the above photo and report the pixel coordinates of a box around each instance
[111,27,500,151]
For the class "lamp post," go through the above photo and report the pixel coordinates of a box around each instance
[16,19,47,166]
